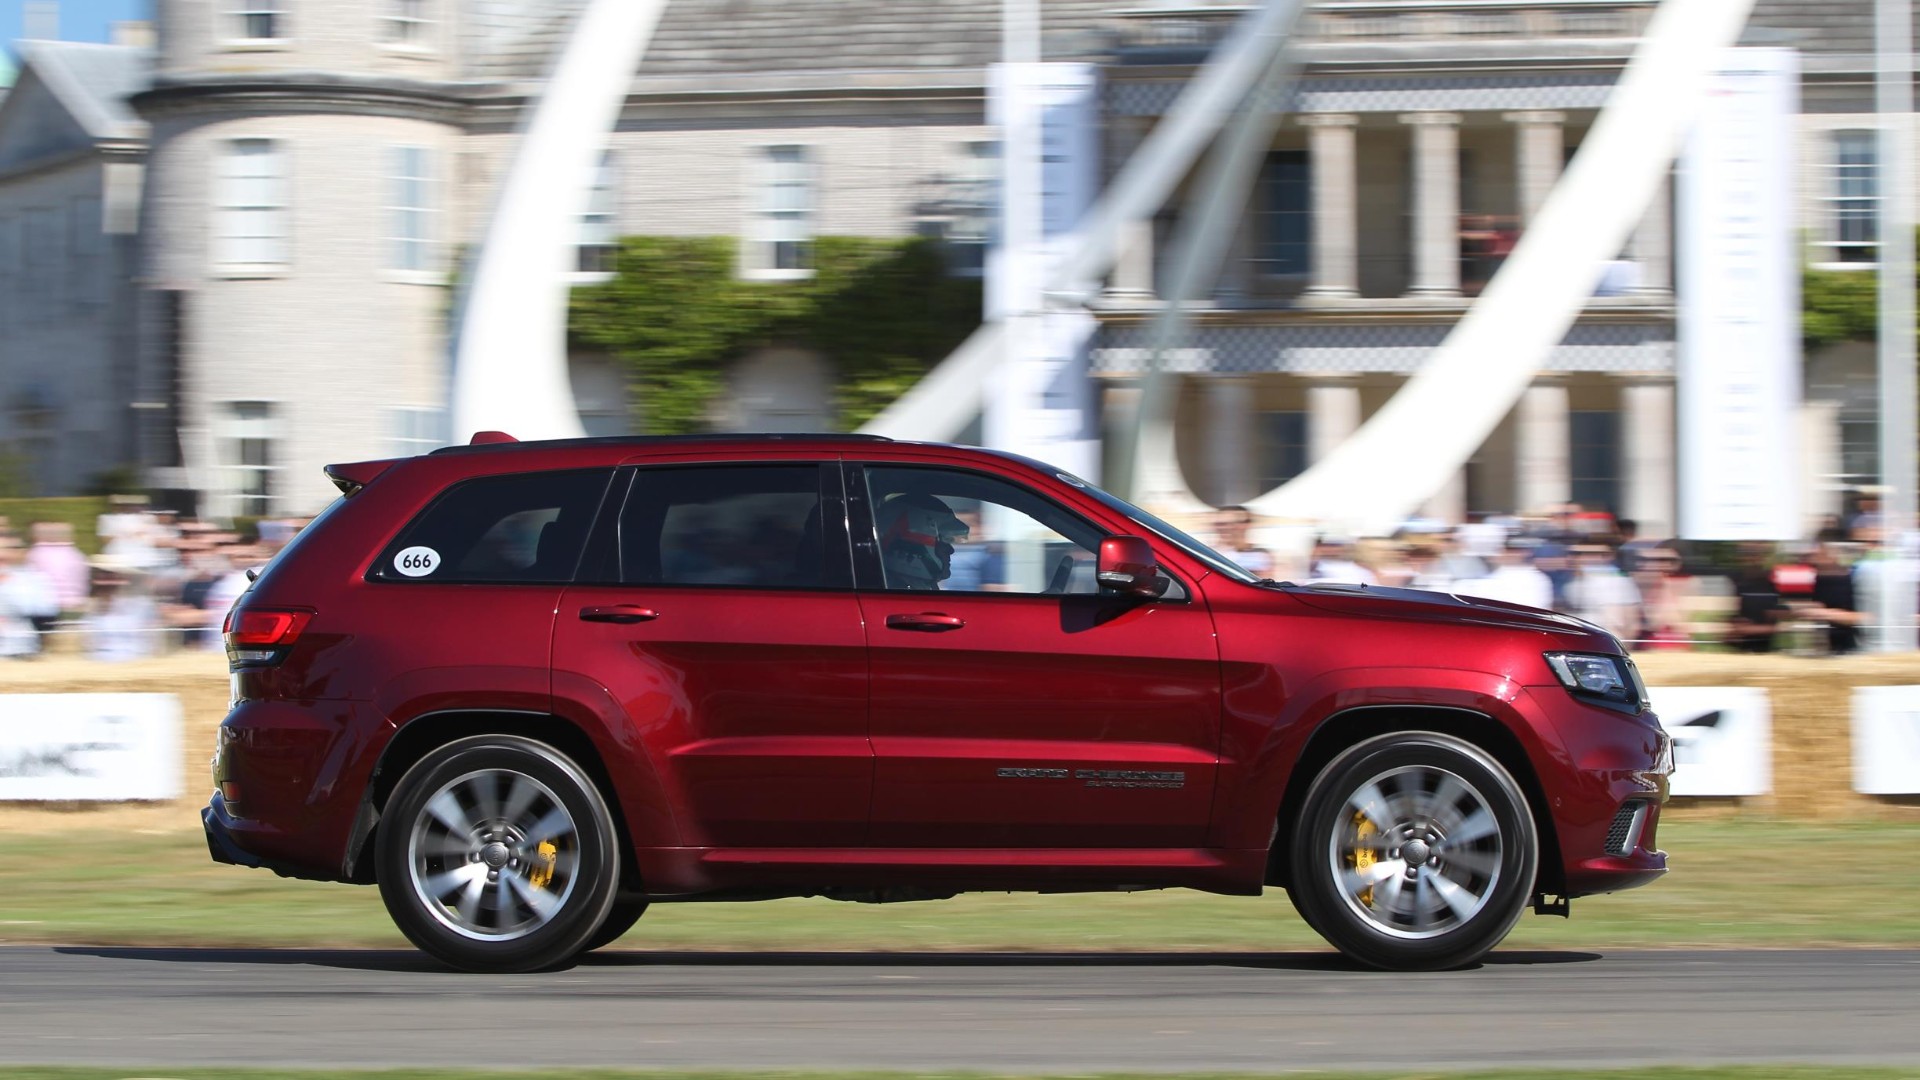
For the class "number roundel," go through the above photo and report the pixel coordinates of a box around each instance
[393,546,442,578]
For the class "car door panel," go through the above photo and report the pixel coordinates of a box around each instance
[851,462,1223,848]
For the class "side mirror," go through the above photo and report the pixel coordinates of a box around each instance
[1097,535,1166,597]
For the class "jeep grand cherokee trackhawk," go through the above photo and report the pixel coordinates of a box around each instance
[205,433,1671,972]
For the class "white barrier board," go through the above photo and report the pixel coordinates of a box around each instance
[1647,686,1772,796]
[0,694,183,801]
[1852,686,1920,794]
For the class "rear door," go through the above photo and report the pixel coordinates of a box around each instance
[553,460,871,848]
[850,460,1222,848]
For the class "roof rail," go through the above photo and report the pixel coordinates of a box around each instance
[430,432,895,455]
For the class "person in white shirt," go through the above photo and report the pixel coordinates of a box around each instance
[1213,506,1274,578]
[0,537,58,658]
[1454,539,1556,612]
[1564,543,1644,641]
[1306,535,1377,586]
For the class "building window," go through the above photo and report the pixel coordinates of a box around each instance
[750,145,814,278]
[1255,151,1310,277]
[1570,409,1621,514]
[218,401,278,520]
[215,138,289,270]
[1822,130,1879,266]
[577,150,618,276]
[940,140,998,276]
[381,0,431,46]
[388,406,448,457]
[226,0,285,42]
[1258,410,1309,491]
[388,145,435,274]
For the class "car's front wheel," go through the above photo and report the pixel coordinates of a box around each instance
[376,735,621,973]
[1288,731,1537,971]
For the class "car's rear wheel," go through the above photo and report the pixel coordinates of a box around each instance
[583,899,649,952]
[1288,731,1537,971]
[376,735,620,973]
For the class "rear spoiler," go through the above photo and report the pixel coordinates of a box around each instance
[323,459,398,496]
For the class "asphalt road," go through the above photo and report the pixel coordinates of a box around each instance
[1,946,1916,1072]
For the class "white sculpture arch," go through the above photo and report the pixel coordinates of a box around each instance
[449,0,673,441]
[452,0,1757,536]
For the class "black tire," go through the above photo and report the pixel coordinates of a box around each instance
[376,734,621,973]
[1287,731,1537,971]
[583,900,650,952]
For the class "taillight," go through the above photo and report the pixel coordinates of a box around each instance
[224,606,313,666]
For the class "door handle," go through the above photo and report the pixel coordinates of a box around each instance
[579,604,660,624]
[885,612,965,632]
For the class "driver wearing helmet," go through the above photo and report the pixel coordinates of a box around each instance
[877,491,970,590]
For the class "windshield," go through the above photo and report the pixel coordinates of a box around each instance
[1071,476,1262,585]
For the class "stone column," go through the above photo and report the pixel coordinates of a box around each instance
[1629,171,1673,296]
[1204,376,1259,505]
[1619,378,1676,537]
[1306,378,1362,464]
[1505,110,1564,226]
[1800,399,1844,530]
[1301,113,1360,299]
[1401,112,1462,297]
[1109,218,1158,300]
[1421,470,1468,526]
[1516,381,1571,514]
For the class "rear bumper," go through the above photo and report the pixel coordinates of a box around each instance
[202,793,344,883]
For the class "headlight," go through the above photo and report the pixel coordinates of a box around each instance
[1544,652,1646,710]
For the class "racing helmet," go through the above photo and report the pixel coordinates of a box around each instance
[877,491,969,589]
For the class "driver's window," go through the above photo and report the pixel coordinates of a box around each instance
[863,466,1104,594]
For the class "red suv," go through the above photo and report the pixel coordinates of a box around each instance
[206,434,1670,972]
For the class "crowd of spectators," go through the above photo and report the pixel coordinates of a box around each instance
[0,497,304,662]
[1198,500,1903,656]
[0,489,1906,661]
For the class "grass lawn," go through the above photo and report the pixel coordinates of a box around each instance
[0,1060,1904,1068]
[0,818,1916,951]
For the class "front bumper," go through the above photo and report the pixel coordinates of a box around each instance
[1528,689,1672,898]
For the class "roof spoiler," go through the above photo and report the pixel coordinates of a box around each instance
[323,459,396,496]
[470,431,518,445]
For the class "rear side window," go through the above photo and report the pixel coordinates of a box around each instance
[615,465,844,589]
[372,468,613,584]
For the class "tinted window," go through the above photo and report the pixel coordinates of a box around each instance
[619,466,834,589]
[862,466,1108,595]
[373,468,613,584]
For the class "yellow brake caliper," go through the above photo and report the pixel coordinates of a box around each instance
[528,840,558,890]
[1352,812,1377,908]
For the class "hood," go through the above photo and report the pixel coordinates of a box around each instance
[1277,582,1620,649]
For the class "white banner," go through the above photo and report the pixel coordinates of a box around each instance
[0,694,183,801]
[985,62,1102,482]
[1852,685,1920,793]
[1648,685,1772,796]
[1677,48,1802,540]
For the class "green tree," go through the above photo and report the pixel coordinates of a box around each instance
[569,236,981,433]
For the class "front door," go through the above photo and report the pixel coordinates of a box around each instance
[553,461,871,848]
[851,462,1222,848]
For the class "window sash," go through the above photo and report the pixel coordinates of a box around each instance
[382,0,431,44]
[216,139,288,268]
[388,145,435,273]
[227,0,284,41]
[577,150,618,273]
[1818,130,1880,263]
[755,146,814,273]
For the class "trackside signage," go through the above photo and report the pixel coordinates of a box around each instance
[1852,686,1920,794]
[0,694,182,801]
[1646,686,1772,796]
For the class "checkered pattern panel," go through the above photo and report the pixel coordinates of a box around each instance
[1090,320,1675,375]
[1111,72,1622,117]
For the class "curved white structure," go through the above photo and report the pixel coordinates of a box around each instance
[1248,0,1759,533]
[861,0,1306,441]
[449,0,673,441]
